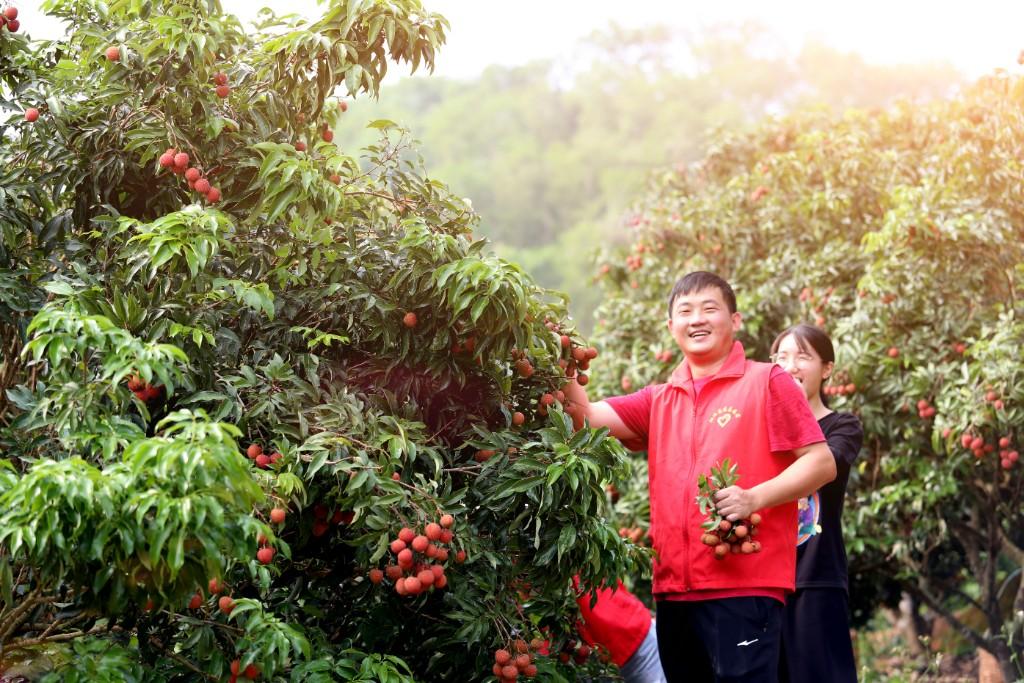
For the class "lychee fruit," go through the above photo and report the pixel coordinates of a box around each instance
[218,596,235,614]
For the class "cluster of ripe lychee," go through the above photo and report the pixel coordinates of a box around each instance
[489,639,541,681]
[749,185,769,202]
[292,99,347,151]
[915,398,937,420]
[126,374,163,403]
[696,459,764,560]
[310,502,354,537]
[212,71,231,98]
[535,388,566,417]
[556,638,606,666]
[244,443,282,470]
[958,432,1019,470]
[1,5,20,33]
[369,515,464,596]
[653,348,675,363]
[700,515,762,559]
[252,505,288,565]
[824,382,856,397]
[158,148,221,203]
[186,577,251,625]
[555,327,598,387]
[226,658,260,682]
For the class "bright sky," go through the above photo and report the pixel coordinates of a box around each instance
[16,0,1024,79]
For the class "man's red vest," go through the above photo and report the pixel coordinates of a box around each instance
[647,342,798,597]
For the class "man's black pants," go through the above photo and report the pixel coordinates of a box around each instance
[656,597,783,682]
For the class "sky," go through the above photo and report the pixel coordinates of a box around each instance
[15,0,1024,80]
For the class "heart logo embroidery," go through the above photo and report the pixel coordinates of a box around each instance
[716,414,732,428]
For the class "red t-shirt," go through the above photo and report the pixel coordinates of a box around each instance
[575,579,652,667]
[607,365,822,604]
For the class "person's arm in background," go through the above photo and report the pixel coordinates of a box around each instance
[561,379,641,441]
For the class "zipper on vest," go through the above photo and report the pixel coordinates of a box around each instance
[681,388,699,592]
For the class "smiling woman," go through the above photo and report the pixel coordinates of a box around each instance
[769,324,863,683]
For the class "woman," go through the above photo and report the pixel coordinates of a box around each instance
[770,324,863,683]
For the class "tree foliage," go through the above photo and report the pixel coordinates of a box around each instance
[0,1,646,680]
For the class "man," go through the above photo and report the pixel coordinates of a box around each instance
[563,271,836,682]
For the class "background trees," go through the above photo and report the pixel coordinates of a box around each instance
[0,1,644,679]
[334,23,962,331]
[588,72,1024,680]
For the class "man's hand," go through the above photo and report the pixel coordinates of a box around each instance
[560,380,640,441]
[713,485,761,522]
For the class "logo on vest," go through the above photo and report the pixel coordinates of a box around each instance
[708,406,741,428]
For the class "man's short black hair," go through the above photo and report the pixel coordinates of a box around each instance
[667,271,737,314]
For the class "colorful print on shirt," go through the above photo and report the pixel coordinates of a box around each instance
[796,492,821,546]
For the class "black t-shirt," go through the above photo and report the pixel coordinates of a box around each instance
[794,411,863,591]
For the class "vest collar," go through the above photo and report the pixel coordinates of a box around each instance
[668,340,747,389]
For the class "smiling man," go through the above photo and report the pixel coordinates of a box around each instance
[563,271,836,683]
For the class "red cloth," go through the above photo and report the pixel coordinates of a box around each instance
[605,342,825,601]
[575,579,652,667]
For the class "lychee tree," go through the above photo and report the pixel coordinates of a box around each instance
[0,1,647,680]
[589,74,1024,678]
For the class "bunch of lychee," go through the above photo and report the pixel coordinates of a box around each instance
[509,347,534,379]
[959,432,1019,469]
[490,638,541,681]
[700,514,762,559]
[557,638,596,666]
[984,388,1005,411]
[536,388,566,417]
[310,503,354,537]
[915,398,936,420]
[252,505,288,565]
[451,335,476,354]
[244,443,282,470]
[213,71,230,99]
[653,348,674,363]
[369,514,463,596]
[158,147,221,203]
[227,658,260,682]
[1,5,21,33]
[203,578,242,619]
[998,435,1019,470]
[126,374,163,403]
[750,185,769,202]
[824,382,856,397]
[552,329,597,386]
